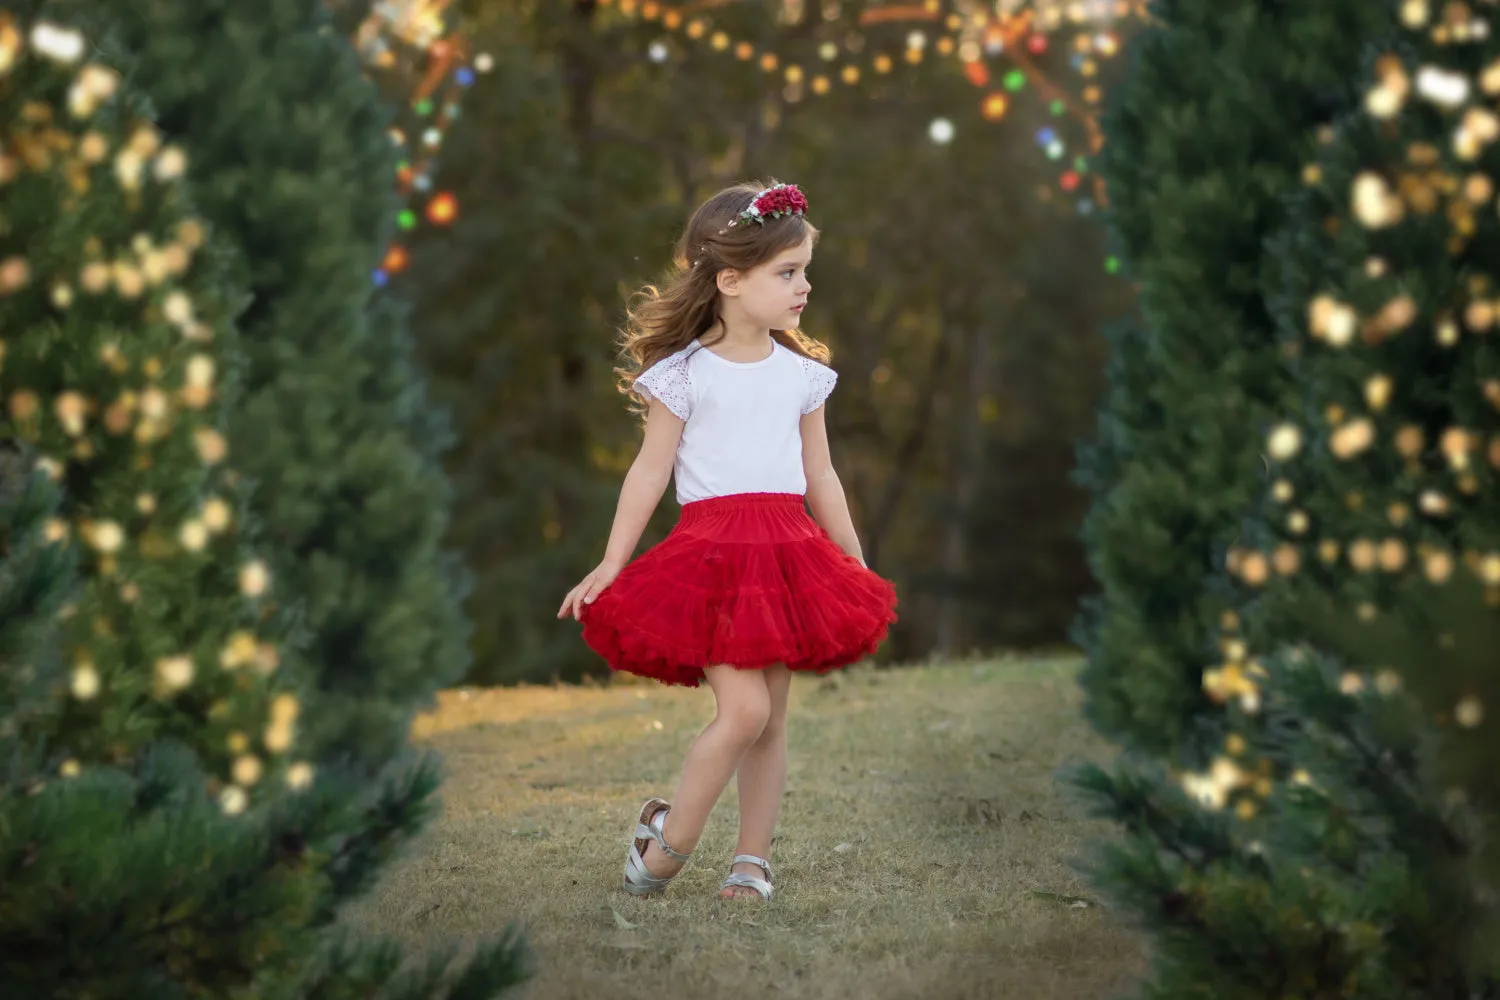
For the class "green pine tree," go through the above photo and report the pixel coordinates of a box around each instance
[1287,572,1500,981]
[1237,4,1500,656]
[92,0,472,769]
[0,6,530,996]
[0,447,77,775]
[1,14,311,992]
[1244,0,1500,975]
[0,2,297,811]
[1071,0,1400,762]
[1071,636,1496,999]
[1069,4,1500,994]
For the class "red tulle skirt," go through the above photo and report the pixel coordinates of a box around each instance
[581,492,898,687]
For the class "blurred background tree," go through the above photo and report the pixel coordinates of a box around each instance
[406,0,1138,684]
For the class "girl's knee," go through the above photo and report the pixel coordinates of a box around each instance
[754,709,787,745]
[707,671,772,743]
[720,695,771,743]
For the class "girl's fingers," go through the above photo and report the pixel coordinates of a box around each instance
[574,579,596,618]
[560,567,614,619]
[586,574,616,605]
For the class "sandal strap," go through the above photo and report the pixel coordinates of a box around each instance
[637,804,693,863]
[623,799,691,896]
[731,853,772,880]
[720,872,774,899]
[625,843,674,890]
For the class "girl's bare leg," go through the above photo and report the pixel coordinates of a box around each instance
[639,664,770,878]
[720,664,792,898]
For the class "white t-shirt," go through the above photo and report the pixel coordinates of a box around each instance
[634,339,838,505]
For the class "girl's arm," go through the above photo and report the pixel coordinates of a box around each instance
[559,399,683,620]
[801,404,867,567]
[600,400,684,569]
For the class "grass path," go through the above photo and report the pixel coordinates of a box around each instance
[345,657,1144,999]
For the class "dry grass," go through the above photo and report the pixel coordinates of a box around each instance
[343,657,1146,1000]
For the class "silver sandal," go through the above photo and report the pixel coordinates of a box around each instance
[623,797,692,896]
[719,854,774,900]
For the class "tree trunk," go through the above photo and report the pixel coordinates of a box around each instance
[935,323,988,657]
[863,326,951,571]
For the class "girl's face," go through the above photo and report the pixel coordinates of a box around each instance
[720,233,813,329]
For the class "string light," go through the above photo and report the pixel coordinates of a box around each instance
[600,0,1145,211]
[344,0,489,285]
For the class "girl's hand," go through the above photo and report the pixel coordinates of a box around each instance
[558,559,624,621]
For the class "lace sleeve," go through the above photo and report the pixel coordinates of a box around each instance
[798,356,838,414]
[634,352,693,420]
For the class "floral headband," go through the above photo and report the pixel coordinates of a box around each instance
[692,183,809,268]
[727,183,809,227]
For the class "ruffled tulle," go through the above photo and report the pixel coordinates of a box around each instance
[581,492,898,687]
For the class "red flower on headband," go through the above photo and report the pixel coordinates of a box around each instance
[755,184,807,217]
[734,183,809,225]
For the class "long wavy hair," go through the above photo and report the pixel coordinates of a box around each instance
[615,180,830,415]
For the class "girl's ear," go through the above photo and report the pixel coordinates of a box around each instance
[716,268,741,297]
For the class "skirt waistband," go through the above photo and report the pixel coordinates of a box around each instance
[681,492,804,511]
[677,492,806,529]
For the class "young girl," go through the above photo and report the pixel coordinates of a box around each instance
[557,180,898,901]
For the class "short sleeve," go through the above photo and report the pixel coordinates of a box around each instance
[798,356,838,414]
[634,351,693,420]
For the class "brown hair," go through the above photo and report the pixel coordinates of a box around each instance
[615,180,830,415]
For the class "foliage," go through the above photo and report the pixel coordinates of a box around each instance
[0,4,530,995]
[1071,0,1401,761]
[93,0,472,768]
[1070,2,1500,995]
[0,0,295,812]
